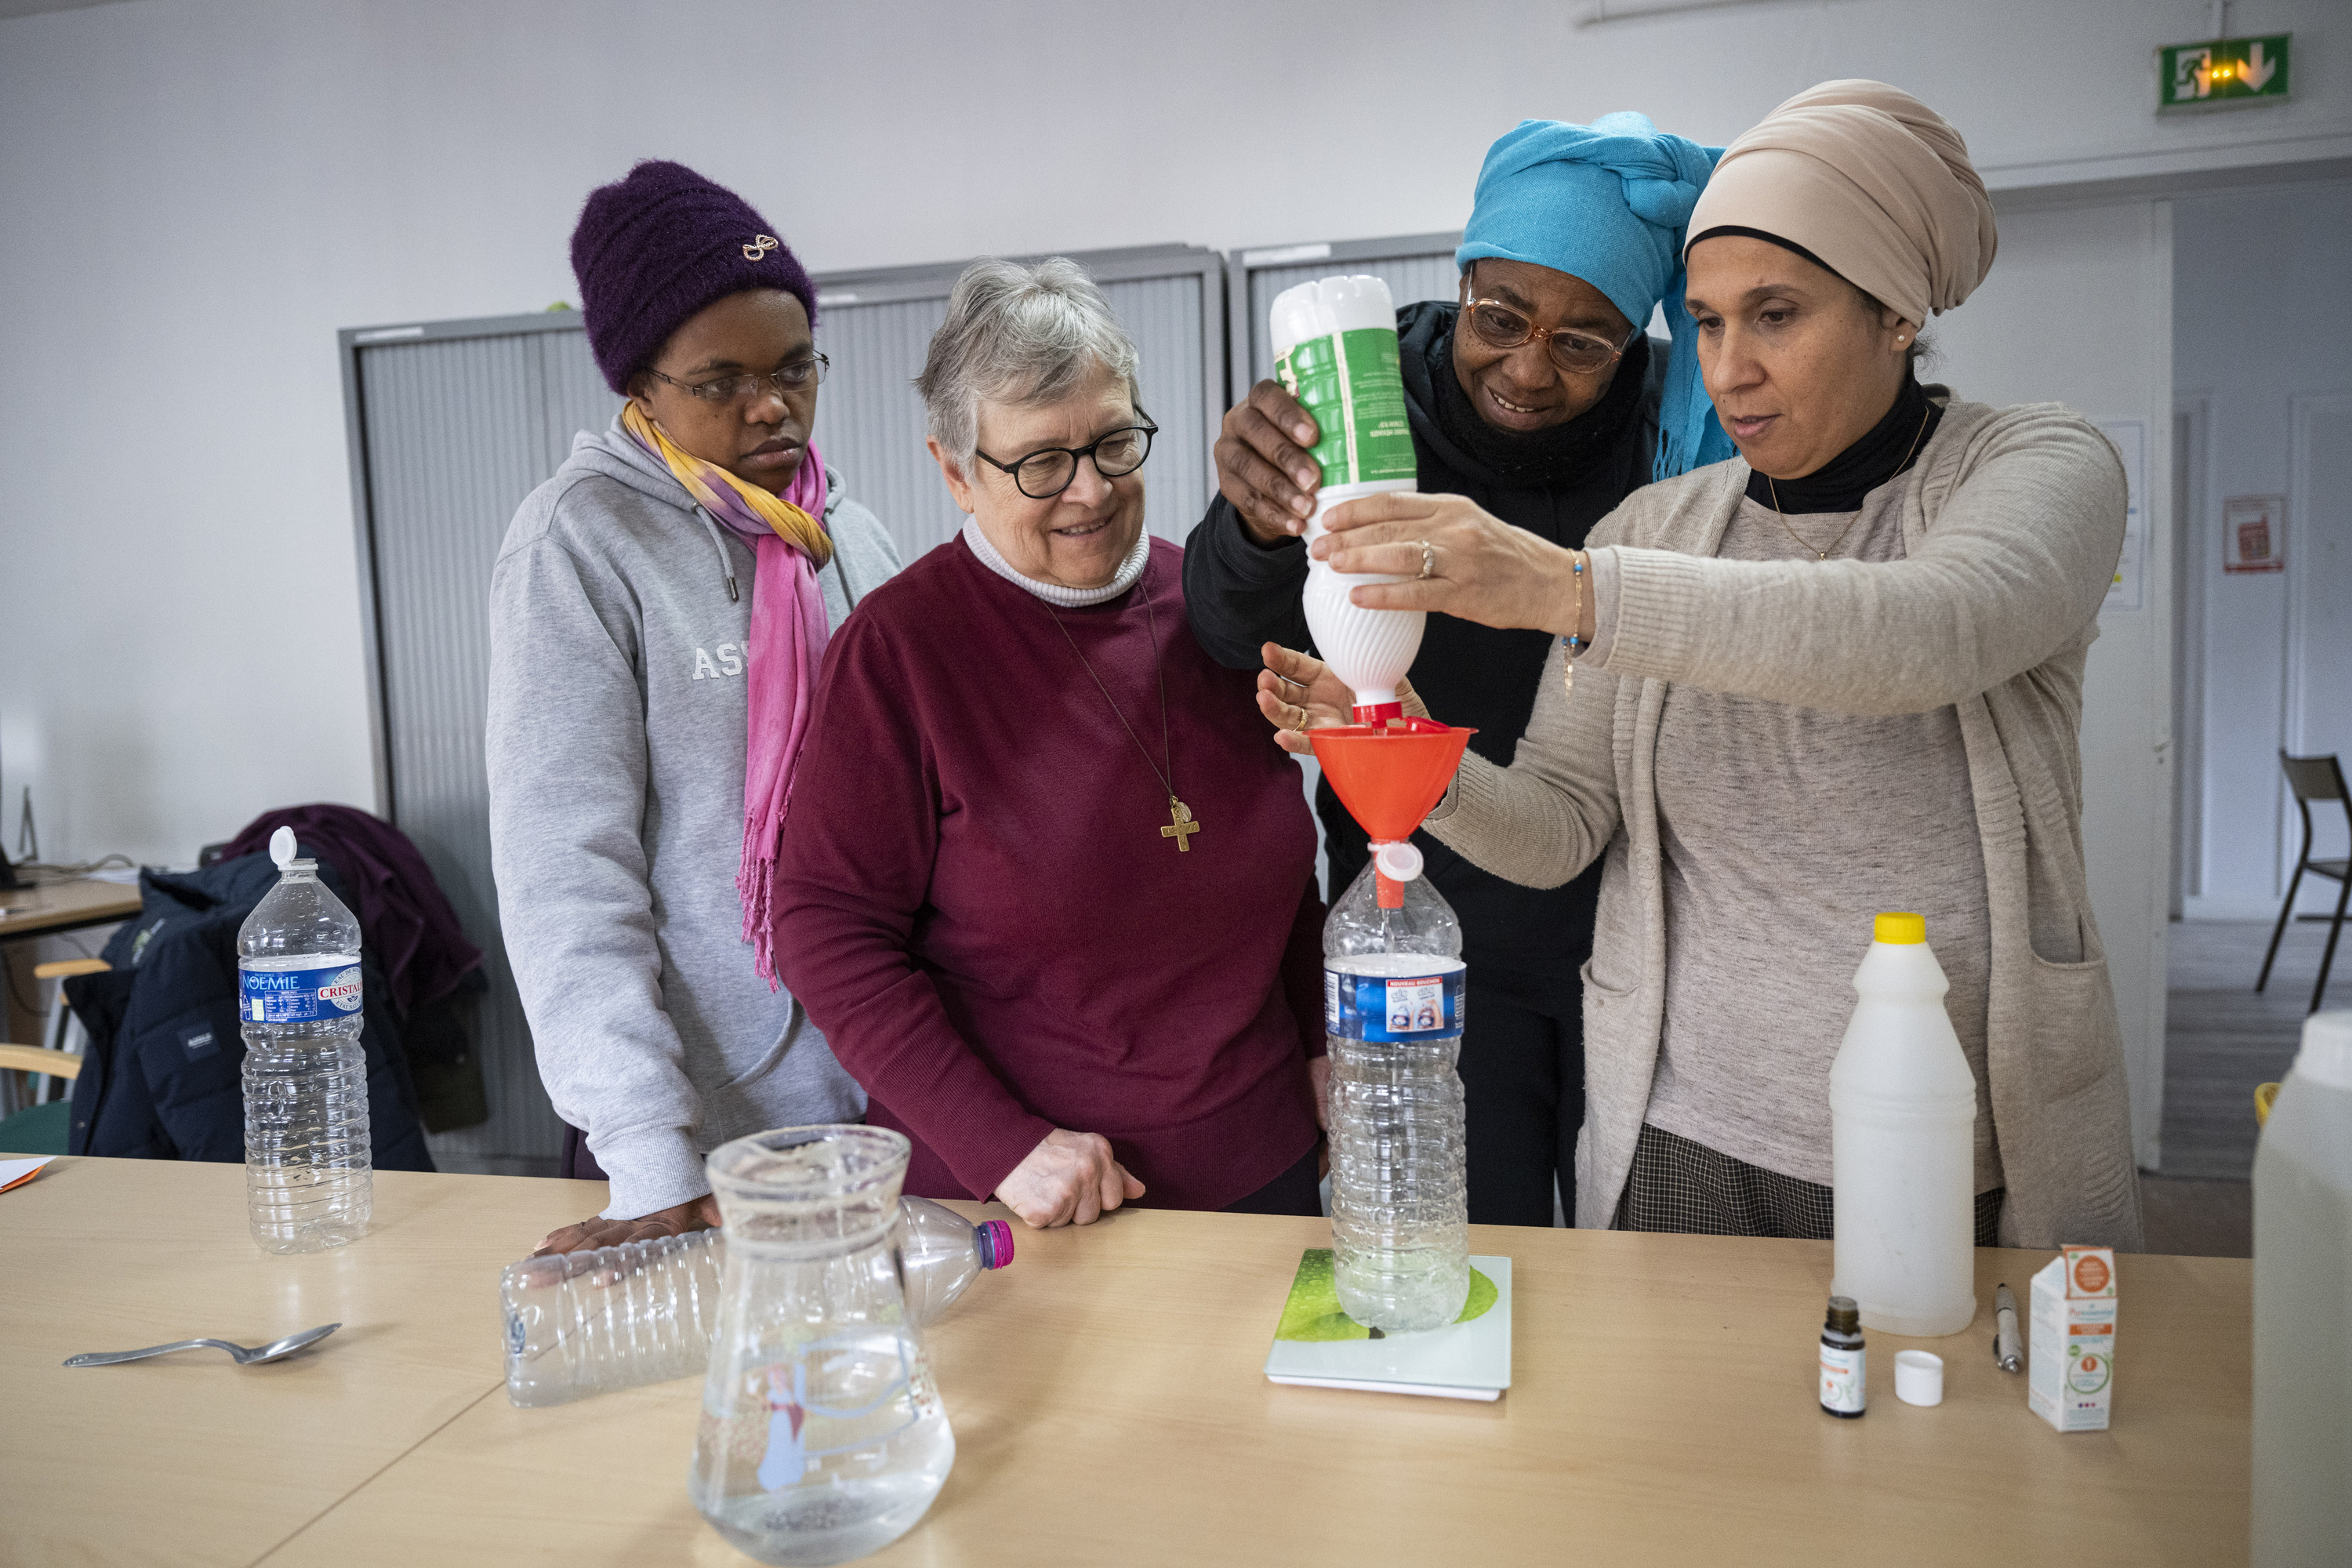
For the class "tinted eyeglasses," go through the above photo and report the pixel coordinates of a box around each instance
[974,410,1157,499]
[646,352,829,405]
[1461,263,1639,377]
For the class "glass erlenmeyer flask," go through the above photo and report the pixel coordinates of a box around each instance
[689,1126,954,1566]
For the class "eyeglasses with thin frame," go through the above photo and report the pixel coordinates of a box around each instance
[646,351,829,405]
[973,408,1157,499]
[1461,263,1639,377]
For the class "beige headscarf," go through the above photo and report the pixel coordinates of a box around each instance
[1685,80,1996,327]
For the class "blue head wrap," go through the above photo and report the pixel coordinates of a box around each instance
[1457,111,1735,482]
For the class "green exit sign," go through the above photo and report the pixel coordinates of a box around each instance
[2160,34,2292,109]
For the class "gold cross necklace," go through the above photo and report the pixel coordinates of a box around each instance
[1044,575,1200,852]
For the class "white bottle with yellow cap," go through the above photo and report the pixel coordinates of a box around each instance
[1829,912,1979,1338]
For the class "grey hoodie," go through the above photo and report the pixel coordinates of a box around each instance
[486,418,904,1218]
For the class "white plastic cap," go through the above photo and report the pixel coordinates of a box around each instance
[270,826,296,870]
[1893,1349,1944,1407]
[1372,840,1424,884]
[2294,1011,2352,1092]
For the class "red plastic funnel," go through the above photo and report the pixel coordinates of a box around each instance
[1308,718,1476,843]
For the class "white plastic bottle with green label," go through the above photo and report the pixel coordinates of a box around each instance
[238,826,372,1254]
[1270,274,1423,723]
[1829,911,1977,1337]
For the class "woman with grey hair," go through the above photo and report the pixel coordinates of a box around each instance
[772,258,1329,1228]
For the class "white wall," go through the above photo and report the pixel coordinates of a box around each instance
[1931,200,2176,1167]
[0,0,2345,874]
[2174,180,2352,920]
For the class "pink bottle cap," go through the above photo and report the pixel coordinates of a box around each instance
[977,1219,1014,1269]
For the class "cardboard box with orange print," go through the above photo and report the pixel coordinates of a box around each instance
[2029,1245,2117,1432]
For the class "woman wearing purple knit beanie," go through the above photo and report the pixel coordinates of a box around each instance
[484,161,903,1252]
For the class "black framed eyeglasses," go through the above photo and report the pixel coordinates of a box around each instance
[1461,263,1639,377]
[647,352,829,405]
[973,409,1157,499]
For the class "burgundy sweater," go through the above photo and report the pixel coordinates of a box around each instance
[772,535,1324,1209]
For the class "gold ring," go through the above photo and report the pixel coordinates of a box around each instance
[1417,539,1436,581]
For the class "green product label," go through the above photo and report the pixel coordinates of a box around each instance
[1275,327,1416,488]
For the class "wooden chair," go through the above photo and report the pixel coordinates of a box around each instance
[0,958,106,1120]
[2258,752,2352,1014]
[0,1047,75,1153]
[34,958,105,1101]
[0,1043,79,1083]
[0,1042,79,1152]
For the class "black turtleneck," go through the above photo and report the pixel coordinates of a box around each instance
[1744,374,1944,514]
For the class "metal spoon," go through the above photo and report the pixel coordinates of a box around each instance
[64,1323,341,1368]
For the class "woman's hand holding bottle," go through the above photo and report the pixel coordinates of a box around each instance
[1313,492,1594,644]
[1255,643,1364,757]
[1215,380,1324,543]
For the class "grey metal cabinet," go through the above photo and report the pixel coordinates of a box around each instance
[1224,231,1464,401]
[813,244,1224,557]
[341,314,611,1173]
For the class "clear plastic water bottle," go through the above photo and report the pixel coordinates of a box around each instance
[1324,845,1469,1332]
[502,1196,1013,1408]
[238,826,371,1254]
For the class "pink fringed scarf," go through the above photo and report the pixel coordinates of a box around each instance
[622,404,832,989]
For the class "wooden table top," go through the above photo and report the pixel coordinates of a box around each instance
[0,875,142,939]
[2,1156,2250,1568]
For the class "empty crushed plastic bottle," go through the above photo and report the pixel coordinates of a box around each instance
[239,826,371,1254]
[501,1195,1013,1407]
[1324,849,1470,1332]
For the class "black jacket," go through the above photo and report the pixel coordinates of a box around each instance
[1182,299,1664,975]
[64,853,434,1170]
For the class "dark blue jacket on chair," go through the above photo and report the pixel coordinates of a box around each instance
[64,852,434,1171]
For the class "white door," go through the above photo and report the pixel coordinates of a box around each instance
[2285,393,2352,905]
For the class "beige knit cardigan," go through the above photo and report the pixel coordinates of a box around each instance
[1421,397,2144,1250]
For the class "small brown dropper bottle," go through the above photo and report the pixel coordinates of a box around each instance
[1820,1294,1866,1417]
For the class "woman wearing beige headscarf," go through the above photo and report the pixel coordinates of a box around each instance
[1263,80,2140,1250]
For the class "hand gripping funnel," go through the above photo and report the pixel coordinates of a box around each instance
[1308,718,1475,898]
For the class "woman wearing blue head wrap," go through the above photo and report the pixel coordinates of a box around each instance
[1183,109,1724,1232]
[1457,111,1733,481]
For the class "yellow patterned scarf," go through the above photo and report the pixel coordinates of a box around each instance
[621,401,832,566]
[622,401,836,990]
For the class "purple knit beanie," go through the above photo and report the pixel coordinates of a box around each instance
[570,160,819,394]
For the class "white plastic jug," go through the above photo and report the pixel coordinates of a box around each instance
[2252,1011,2352,1566]
[1829,912,1978,1337]
[1269,274,1422,722]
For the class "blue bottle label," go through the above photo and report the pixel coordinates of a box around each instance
[1323,966,1465,1042]
[239,963,364,1024]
